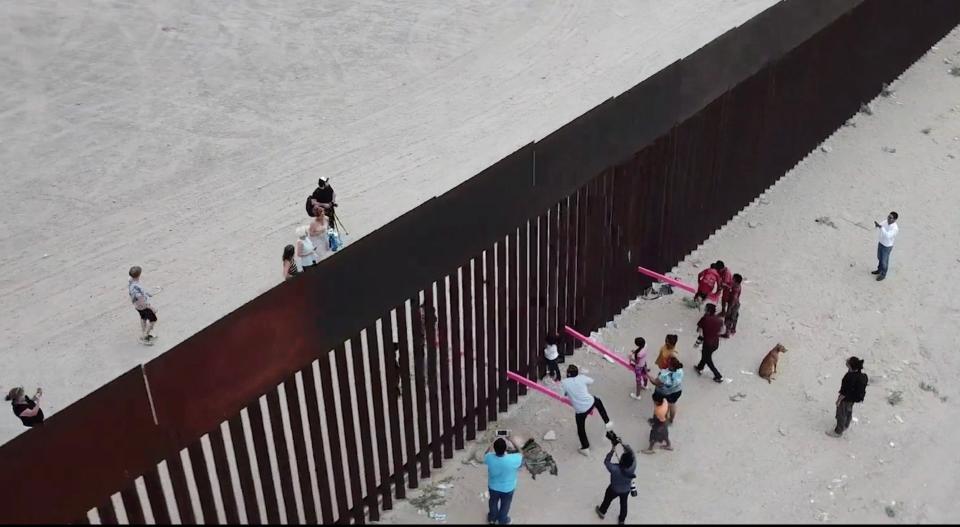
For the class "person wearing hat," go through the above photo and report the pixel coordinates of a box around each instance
[826,356,868,438]
[305,176,337,222]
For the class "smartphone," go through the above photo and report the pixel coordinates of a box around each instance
[496,429,510,437]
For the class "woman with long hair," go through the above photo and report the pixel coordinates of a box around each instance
[282,244,300,280]
[6,386,44,427]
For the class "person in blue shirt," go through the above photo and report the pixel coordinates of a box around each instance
[484,436,524,524]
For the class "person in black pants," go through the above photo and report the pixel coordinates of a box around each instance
[595,441,636,524]
[694,303,725,383]
[826,356,868,438]
[560,365,614,456]
[542,333,562,382]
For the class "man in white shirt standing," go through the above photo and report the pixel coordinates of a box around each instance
[873,211,899,281]
[561,364,614,456]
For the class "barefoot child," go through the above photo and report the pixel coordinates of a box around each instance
[629,337,649,399]
[642,398,672,454]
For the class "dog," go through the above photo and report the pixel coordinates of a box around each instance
[758,343,788,383]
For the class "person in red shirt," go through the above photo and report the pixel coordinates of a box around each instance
[694,303,725,383]
[715,260,733,295]
[694,263,721,307]
[721,273,743,338]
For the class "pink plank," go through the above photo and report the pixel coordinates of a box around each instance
[636,266,719,302]
[562,326,632,371]
[505,371,572,408]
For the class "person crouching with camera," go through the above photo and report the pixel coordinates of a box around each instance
[595,431,637,525]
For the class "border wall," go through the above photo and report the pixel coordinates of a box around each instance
[2,0,959,523]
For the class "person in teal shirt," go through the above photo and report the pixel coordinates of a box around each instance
[484,437,524,524]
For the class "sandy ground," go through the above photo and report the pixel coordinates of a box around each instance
[378,27,960,525]
[0,0,779,446]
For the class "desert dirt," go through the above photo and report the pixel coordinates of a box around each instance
[378,27,960,525]
[0,0,779,446]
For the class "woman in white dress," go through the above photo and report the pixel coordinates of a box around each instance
[308,213,331,261]
[296,225,318,270]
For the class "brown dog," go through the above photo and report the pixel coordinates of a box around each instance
[758,343,788,383]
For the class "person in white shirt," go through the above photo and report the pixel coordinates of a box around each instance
[873,211,899,281]
[542,333,561,382]
[560,365,614,456]
[295,225,319,269]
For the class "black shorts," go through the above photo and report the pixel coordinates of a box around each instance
[653,390,682,404]
[137,308,158,322]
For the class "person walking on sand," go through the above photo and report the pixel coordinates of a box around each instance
[542,333,562,382]
[872,211,899,281]
[6,387,44,427]
[694,303,725,383]
[594,440,636,524]
[629,337,649,399]
[721,274,743,338]
[647,356,684,423]
[642,397,673,455]
[484,436,524,525]
[826,356,868,438]
[128,266,158,345]
[655,334,679,370]
[561,364,614,456]
[295,225,319,270]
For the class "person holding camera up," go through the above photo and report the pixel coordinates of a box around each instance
[484,435,524,525]
[595,431,637,525]
[560,364,614,456]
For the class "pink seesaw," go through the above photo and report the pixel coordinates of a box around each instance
[505,370,593,414]
[636,265,719,302]
[562,326,632,371]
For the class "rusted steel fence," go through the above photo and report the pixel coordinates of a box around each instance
[2,0,958,524]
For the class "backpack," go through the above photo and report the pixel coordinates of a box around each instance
[328,230,343,252]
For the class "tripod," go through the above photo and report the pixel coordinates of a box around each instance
[328,205,349,236]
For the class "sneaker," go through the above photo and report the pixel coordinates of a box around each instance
[629,392,641,400]
[713,377,724,384]
[605,421,615,431]
[876,275,885,281]
[694,366,703,376]
[825,430,842,438]
[595,506,605,520]
[146,334,158,341]
[139,336,154,346]
[641,449,655,455]
[578,447,591,457]
[871,270,881,275]
[720,333,730,339]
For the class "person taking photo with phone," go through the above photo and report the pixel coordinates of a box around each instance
[594,432,636,525]
[484,435,523,525]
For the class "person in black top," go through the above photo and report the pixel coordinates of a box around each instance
[6,386,44,427]
[827,356,868,437]
[305,177,337,223]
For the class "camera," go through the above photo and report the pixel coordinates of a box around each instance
[605,430,622,446]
